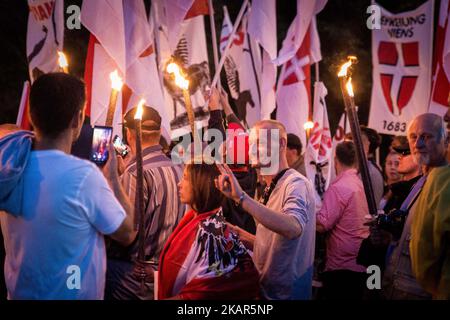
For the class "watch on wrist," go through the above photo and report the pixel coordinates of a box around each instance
[236,192,246,207]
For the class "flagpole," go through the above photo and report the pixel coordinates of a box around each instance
[210,0,250,89]
[315,62,320,82]
[208,0,221,88]
[16,81,30,127]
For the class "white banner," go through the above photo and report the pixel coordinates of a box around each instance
[305,82,332,206]
[429,0,449,117]
[221,9,261,129]
[27,0,64,82]
[153,1,210,139]
[369,0,434,135]
[247,0,277,120]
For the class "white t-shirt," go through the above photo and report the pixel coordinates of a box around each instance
[0,150,126,300]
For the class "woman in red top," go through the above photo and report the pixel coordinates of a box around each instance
[158,162,259,300]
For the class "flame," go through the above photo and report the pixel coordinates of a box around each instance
[338,60,352,77]
[167,62,189,90]
[346,77,354,97]
[110,70,123,91]
[58,51,68,68]
[134,99,145,120]
[304,121,314,130]
[338,56,358,77]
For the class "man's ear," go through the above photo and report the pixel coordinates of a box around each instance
[71,109,83,129]
[126,127,132,143]
[280,137,287,149]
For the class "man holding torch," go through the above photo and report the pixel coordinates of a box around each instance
[106,105,185,300]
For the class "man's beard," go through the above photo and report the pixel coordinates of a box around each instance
[413,153,430,166]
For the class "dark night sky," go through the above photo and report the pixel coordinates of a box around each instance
[0,0,431,136]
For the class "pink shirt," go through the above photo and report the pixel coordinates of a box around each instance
[317,169,370,273]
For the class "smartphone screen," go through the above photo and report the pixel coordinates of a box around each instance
[90,126,113,166]
[113,135,129,157]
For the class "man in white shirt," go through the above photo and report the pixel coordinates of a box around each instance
[216,120,316,300]
[0,73,136,299]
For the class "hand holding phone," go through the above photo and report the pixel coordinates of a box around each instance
[90,126,113,166]
[113,135,130,158]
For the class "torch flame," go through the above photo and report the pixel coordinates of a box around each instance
[110,70,124,91]
[134,99,145,120]
[167,62,189,90]
[338,60,352,77]
[304,121,314,130]
[338,56,358,77]
[346,77,354,97]
[58,51,68,68]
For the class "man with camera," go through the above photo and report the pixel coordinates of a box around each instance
[105,105,185,300]
[0,73,136,299]
[382,113,448,300]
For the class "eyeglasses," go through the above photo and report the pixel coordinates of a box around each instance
[397,149,411,156]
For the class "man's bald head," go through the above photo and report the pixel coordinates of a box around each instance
[407,113,448,168]
[408,113,447,143]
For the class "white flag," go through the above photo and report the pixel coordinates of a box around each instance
[369,1,434,135]
[220,8,261,129]
[247,0,277,120]
[153,0,211,139]
[276,17,322,148]
[429,0,450,117]
[305,82,333,204]
[82,0,167,137]
[328,112,351,184]
[27,0,64,81]
[273,0,327,66]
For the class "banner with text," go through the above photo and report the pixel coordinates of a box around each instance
[369,1,434,135]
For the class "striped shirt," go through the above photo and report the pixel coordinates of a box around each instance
[108,145,185,264]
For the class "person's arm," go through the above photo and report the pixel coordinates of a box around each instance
[227,223,255,250]
[207,88,226,136]
[102,149,137,246]
[219,89,245,130]
[216,164,303,240]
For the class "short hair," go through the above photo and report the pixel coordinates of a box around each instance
[253,119,287,140]
[186,163,225,213]
[29,73,85,138]
[287,133,303,154]
[360,126,381,154]
[336,141,357,167]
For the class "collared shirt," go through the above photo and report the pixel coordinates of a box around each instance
[108,145,185,264]
[253,169,316,300]
[317,168,370,273]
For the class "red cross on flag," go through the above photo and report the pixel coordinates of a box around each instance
[429,0,450,117]
[276,16,322,148]
[369,1,434,135]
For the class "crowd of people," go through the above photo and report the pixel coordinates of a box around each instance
[0,73,449,300]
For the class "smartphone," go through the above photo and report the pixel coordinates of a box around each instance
[113,135,130,157]
[90,126,113,166]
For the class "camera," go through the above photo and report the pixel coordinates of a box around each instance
[376,209,407,240]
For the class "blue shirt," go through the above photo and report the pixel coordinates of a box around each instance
[0,150,125,299]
